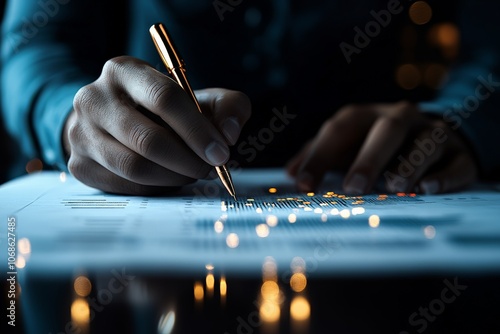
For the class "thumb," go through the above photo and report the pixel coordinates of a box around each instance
[196,88,252,145]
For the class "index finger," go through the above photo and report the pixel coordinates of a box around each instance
[343,116,410,194]
[102,57,230,166]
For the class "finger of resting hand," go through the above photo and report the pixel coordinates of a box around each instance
[383,129,444,193]
[84,133,195,186]
[98,96,211,179]
[418,153,477,194]
[196,88,252,146]
[68,156,185,195]
[344,116,411,194]
[286,141,312,177]
[103,57,229,166]
[295,116,368,192]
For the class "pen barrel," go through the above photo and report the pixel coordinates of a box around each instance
[150,23,203,114]
[171,68,203,114]
[150,22,237,199]
[149,23,183,74]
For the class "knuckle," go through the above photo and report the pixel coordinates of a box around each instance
[183,121,207,143]
[322,115,349,134]
[67,156,85,181]
[116,152,144,181]
[332,105,366,126]
[383,114,407,128]
[129,123,159,156]
[145,80,176,109]
[67,123,83,146]
[338,104,361,116]
[102,56,129,77]
[73,85,101,114]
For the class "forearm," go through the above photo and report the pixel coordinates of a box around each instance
[1,0,107,169]
[418,0,500,177]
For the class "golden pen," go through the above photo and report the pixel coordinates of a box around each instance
[149,22,237,201]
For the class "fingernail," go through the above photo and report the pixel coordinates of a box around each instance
[344,174,367,195]
[420,180,439,194]
[222,117,240,145]
[297,171,314,192]
[205,141,229,166]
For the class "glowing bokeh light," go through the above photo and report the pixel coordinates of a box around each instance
[261,280,280,299]
[290,273,307,292]
[256,224,270,238]
[340,209,351,219]
[158,311,176,334]
[206,273,215,294]
[266,215,278,227]
[226,233,239,248]
[194,282,204,301]
[74,276,92,297]
[59,172,67,182]
[262,257,278,282]
[25,158,43,174]
[369,215,380,228]
[291,257,306,273]
[396,64,421,90]
[409,1,432,25]
[260,301,280,322]
[214,220,224,233]
[424,225,436,239]
[71,298,90,324]
[220,276,227,297]
[18,238,31,255]
[351,207,365,215]
[290,296,311,321]
[15,255,26,269]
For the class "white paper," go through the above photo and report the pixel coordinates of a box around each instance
[1,169,500,277]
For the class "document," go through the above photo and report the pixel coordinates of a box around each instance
[1,169,500,277]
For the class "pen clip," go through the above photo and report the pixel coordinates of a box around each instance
[149,23,185,74]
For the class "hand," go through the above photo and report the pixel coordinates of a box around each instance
[65,56,251,195]
[287,101,478,194]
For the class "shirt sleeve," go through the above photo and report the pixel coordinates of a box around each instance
[418,0,500,177]
[1,0,109,170]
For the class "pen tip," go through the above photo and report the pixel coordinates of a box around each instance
[232,195,237,202]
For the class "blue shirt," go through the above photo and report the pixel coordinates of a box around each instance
[2,0,500,179]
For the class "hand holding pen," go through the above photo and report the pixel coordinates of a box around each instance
[150,23,238,200]
[63,41,251,195]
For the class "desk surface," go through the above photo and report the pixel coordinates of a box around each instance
[1,169,500,278]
